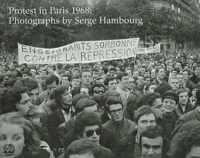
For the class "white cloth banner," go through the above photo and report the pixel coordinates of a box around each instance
[18,38,139,64]
[137,43,160,54]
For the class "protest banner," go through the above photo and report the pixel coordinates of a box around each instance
[18,38,139,64]
[136,43,160,54]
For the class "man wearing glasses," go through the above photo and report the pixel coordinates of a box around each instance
[101,94,136,158]
[63,111,113,157]
[75,111,101,145]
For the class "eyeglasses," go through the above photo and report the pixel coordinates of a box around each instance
[85,128,101,137]
[94,90,105,94]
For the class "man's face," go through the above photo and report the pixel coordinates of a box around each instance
[72,69,80,78]
[69,152,94,158]
[82,72,92,86]
[179,92,188,105]
[151,70,156,78]
[186,146,200,158]
[177,74,183,84]
[192,89,197,97]
[140,67,146,74]
[129,78,135,90]
[183,71,189,81]
[82,125,100,145]
[29,88,39,104]
[136,76,144,87]
[16,93,33,115]
[145,78,151,85]
[108,79,117,91]
[141,136,163,158]
[175,62,182,70]
[72,78,81,88]
[109,104,123,122]
[162,98,176,112]
[169,78,179,90]
[137,114,156,134]
[171,71,177,78]
[158,69,165,79]
[0,123,25,158]
[121,76,129,89]
[133,71,139,77]
[167,64,173,72]
[194,67,200,77]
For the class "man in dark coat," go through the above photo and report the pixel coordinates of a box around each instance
[100,94,136,158]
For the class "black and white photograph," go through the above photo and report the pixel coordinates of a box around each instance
[0,0,200,158]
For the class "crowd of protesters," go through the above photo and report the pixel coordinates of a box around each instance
[0,48,200,158]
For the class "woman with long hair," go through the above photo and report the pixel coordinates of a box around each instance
[0,112,51,158]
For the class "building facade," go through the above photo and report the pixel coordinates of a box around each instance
[150,0,200,23]
[150,0,200,51]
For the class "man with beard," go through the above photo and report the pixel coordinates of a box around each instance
[140,126,163,158]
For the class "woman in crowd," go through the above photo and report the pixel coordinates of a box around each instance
[0,112,52,158]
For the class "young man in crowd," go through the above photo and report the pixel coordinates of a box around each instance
[140,126,163,158]
[81,68,93,89]
[39,74,59,103]
[101,94,136,158]
[1,47,200,158]
[116,72,130,109]
[134,105,157,158]
[62,111,113,158]
[176,88,193,116]
[104,76,118,91]
[168,76,179,91]
[156,68,167,85]
[158,90,179,156]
